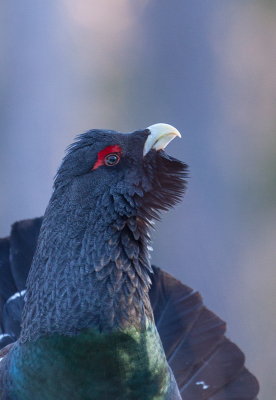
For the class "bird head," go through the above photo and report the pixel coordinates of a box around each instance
[53,123,188,224]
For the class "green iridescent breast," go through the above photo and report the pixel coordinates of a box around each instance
[7,322,172,400]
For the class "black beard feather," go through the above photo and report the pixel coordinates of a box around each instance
[138,150,188,223]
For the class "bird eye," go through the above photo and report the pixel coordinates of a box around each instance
[104,153,120,166]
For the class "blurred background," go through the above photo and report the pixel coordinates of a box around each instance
[1,0,275,397]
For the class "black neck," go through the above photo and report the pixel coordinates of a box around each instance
[20,190,153,343]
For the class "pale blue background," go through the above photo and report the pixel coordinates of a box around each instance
[1,1,275,397]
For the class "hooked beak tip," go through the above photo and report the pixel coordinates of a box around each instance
[143,123,181,157]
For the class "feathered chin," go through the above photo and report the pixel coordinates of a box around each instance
[137,150,188,224]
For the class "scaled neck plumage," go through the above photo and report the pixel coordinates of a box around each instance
[20,187,154,343]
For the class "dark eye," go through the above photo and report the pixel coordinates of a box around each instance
[104,153,120,166]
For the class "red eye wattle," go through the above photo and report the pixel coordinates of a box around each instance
[92,145,122,170]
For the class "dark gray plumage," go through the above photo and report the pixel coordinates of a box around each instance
[0,125,259,399]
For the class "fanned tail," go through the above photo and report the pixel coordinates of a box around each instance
[150,267,259,400]
[0,218,42,347]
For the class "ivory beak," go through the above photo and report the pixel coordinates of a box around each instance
[143,123,181,156]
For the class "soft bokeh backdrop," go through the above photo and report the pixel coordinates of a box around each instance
[1,1,275,398]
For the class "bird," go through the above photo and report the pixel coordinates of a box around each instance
[0,123,259,399]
